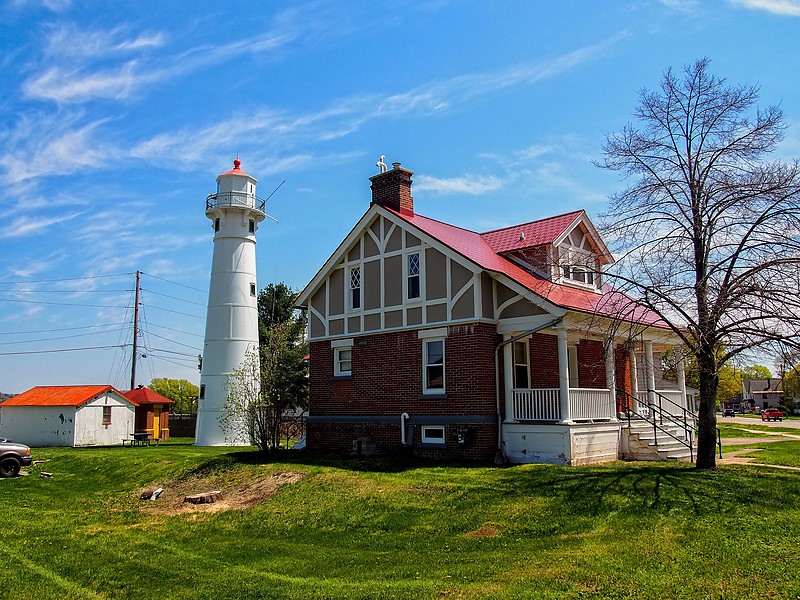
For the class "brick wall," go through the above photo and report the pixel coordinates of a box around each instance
[308,322,500,460]
[529,332,559,387]
[615,346,633,410]
[577,339,606,388]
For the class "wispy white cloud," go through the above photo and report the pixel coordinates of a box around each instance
[414,175,504,196]
[0,212,81,239]
[729,0,800,15]
[24,62,144,103]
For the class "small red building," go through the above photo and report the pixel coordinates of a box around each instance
[123,386,173,440]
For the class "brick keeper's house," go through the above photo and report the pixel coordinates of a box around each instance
[296,161,692,465]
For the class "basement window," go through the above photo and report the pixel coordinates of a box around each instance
[421,425,445,445]
[102,406,112,425]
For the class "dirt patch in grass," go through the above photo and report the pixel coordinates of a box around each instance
[465,523,501,538]
[139,471,304,515]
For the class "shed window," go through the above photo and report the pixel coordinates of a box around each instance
[102,406,112,425]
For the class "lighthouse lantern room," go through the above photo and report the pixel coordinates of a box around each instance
[196,158,266,446]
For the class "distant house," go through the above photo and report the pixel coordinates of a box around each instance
[296,162,688,465]
[123,386,173,440]
[743,378,784,410]
[0,385,136,447]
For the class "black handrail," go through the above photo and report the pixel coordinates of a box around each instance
[618,389,694,462]
[648,389,697,442]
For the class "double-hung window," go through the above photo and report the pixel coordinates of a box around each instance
[332,339,354,377]
[407,252,421,300]
[350,266,361,310]
[560,246,595,287]
[335,347,352,376]
[513,341,529,388]
[423,338,445,394]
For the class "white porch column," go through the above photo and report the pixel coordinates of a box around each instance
[605,339,617,420]
[503,335,515,421]
[557,326,572,423]
[629,346,640,405]
[677,351,688,412]
[644,340,656,407]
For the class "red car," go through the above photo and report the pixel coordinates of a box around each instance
[761,408,784,422]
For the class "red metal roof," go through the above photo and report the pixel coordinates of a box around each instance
[122,387,174,406]
[391,210,668,328]
[2,385,135,407]
[481,210,584,252]
[218,157,253,179]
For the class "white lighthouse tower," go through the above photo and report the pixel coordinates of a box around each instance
[196,158,266,446]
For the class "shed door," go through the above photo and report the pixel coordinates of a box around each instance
[153,407,161,439]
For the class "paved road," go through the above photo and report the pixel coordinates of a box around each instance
[721,415,800,429]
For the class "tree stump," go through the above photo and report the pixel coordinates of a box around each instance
[183,491,222,504]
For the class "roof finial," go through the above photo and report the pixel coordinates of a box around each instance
[233,154,241,170]
[376,155,387,174]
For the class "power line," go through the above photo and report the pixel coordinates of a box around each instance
[147,321,204,338]
[0,288,132,294]
[0,273,132,285]
[149,347,200,357]
[0,326,128,346]
[0,344,127,356]
[144,305,205,319]
[0,322,127,335]
[141,272,207,294]
[145,330,203,352]
[141,288,206,307]
[0,298,125,308]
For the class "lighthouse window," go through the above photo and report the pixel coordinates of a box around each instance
[214,218,220,232]
[250,283,256,297]
[350,266,361,310]
[199,384,205,399]
[249,219,255,233]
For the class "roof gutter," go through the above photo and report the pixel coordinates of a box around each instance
[494,316,564,461]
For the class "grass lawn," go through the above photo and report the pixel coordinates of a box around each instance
[2,439,800,599]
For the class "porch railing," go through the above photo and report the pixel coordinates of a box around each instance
[512,388,560,421]
[511,388,613,422]
[636,390,687,418]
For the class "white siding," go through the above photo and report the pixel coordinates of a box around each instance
[74,392,135,446]
[0,406,77,447]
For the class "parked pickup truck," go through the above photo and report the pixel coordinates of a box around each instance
[0,438,32,477]
[761,408,784,422]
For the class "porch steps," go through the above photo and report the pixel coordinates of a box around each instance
[622,419,695,462]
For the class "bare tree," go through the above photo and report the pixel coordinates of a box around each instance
[598,58,800,468]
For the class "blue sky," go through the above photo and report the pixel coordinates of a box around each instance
[1,0,799,394]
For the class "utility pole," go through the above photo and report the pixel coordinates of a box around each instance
[131,270,141,390]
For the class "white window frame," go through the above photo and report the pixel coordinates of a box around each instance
[102,405,112,425]
[349,266,362,311]
[406,251,422,302]
[559,246,598,288]
[331,338,354,377]
[513,340,530,389]
[420,425,446,445]
[422,337,446,395]
[568,345,579,388]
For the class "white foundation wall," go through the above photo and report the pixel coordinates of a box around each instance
[503,422,622,465]
[74,394,135,446]
[0,406,76,447]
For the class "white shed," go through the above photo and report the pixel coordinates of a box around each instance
[0,385,137,447]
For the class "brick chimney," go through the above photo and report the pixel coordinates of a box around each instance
[370,161,414,215]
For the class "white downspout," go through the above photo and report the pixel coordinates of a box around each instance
[494,317,564,457]
[400,412,410,446]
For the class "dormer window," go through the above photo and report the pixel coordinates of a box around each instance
[559,246,598,287]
